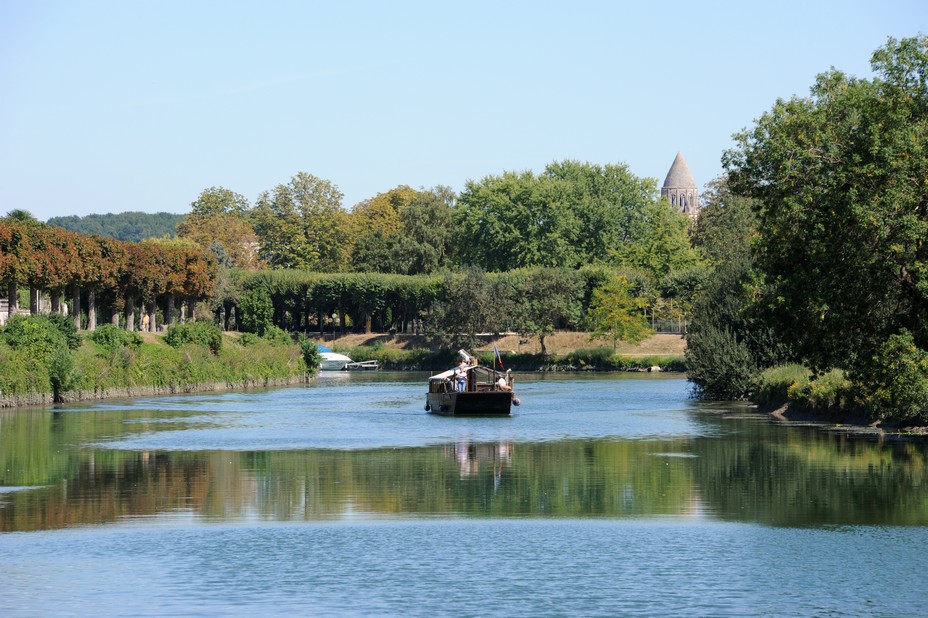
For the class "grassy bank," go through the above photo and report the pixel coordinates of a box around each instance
[748,364,928,432]
[0,322,310,408]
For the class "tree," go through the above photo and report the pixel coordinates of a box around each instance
[252,172,350,271]
[47,211,184,241]
[586,276,651,352]
[543,160,659,258]
[350,187,454,274]
[454,170,574,270]
[690,178,757,267]
[454,161,661,271]
[612,200,703,284]
[432,267,508,346]
[723,35,928,408]
[508,268,584,356]
[176,187,261,270]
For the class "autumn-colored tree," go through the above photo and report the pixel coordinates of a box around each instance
[0,220,30,316]
[176,187,262,269]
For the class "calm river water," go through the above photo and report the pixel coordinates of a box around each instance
[2,372,928,616]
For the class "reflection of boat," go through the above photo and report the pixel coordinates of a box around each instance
[426,352,516,416]
[317,345,353,371]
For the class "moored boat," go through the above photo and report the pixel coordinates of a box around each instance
[317,345,353,371]
[426,353,517,416]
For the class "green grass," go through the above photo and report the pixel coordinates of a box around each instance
[1,332,310,399]
[754,364,855,412]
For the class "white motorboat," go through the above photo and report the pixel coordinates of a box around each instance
[317,345,353,371]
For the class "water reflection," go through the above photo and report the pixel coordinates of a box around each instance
[2,381,928,532]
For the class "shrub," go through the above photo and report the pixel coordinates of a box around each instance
[299,336,322,372]
[238,332,262,347]
[1,315,67,365]
[685,325,755,400]
[262,325,293,346]
[857,330,928,423]
[239,288,274,335]
[45,312,81,350]
[164,322,223,355]
[563,347,617,369]
[754,364,810,407]
[47,345,75,402]
[88,324,143,351]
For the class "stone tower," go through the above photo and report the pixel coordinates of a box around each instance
[661,151,699,217]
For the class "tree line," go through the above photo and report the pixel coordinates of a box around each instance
[7,157,705,345]
[46,212,184,242]
[0,212,215,332]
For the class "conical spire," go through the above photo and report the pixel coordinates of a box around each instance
[662,151,697,189]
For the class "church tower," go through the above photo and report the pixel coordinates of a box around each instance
[661,151,699,217]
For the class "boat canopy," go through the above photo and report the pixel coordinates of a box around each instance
[429,365,476,381]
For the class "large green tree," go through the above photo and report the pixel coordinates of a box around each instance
[351,187,454,274]
[252,172,350,271]
[454,161,661,271]
[723,35,928,415]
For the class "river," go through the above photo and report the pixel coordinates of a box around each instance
[2,372,927,616]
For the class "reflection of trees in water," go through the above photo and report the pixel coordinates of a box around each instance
[0,451,209,532]
[689,414,928,526]
[4,407,928,532]
[1,438,700,530]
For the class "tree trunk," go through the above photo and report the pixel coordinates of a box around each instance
[187,299,195,322]
[166,295,175,326]
[71,285,81,330]
[30,288,39,314]
[7,282,18,317]
[147,301,157,333]
[126,297,135,331]
[87,288,96,331]
[51,293,61,315]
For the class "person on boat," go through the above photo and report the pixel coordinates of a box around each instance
[496,377,512,391]
[454,359,468,392]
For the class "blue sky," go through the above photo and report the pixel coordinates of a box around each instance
[1,1,924,221]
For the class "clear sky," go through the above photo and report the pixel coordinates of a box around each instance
[1,1,924,222]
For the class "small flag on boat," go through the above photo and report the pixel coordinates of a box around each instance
[493,343,505,370]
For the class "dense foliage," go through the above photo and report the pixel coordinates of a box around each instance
[0,217,217,333]
[690,35,928,421]
[164,322,223,355]
[47,212,184,241]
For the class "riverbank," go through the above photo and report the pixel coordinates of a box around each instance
[0,375,310,409]
[318,332,687,357]
[316,332,688,372]
[0,326,312,409]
